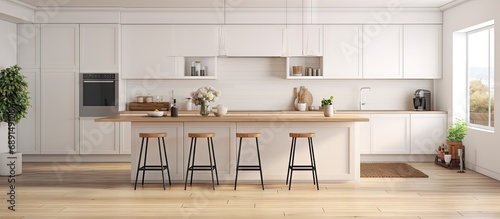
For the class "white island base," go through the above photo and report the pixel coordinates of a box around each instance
[128,120,361,184]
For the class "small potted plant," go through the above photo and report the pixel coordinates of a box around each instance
[321,96,334,117]
[446,118,468,158]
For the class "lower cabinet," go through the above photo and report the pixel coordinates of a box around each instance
[370,114,411,154]
[17,69,40,154]
[358,114,371,154]
[79,117,119,154]
[410,114,447,154]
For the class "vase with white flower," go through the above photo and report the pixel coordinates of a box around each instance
[190,86,221,116]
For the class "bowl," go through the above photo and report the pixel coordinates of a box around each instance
[147,111,164,117]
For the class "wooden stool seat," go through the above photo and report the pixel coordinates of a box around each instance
[236,133,262,138]
[188,133,215,138]
[289,133,315,138]
[139,133,167,138]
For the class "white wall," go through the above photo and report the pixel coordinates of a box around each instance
[437,0,500,180]
[126,58,433,111]
[0,19,17,153]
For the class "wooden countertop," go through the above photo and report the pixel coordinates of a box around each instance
[95,114,369,122]
[120,110,447,115]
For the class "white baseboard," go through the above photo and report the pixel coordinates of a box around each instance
[464,161,500,181]
[361,154,435,162]
[23,154,131,162]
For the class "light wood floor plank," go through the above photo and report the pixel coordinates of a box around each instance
[0,162,499,218]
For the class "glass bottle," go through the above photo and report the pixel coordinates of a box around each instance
[171,99,178,117]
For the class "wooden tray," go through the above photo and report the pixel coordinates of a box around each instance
[129,102,170,111]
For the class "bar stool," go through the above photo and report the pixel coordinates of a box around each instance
[286,133,319,190]
[234,133,265,190]
[184,133,219,190]
[134,133,171,190]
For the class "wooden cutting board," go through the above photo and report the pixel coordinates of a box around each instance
[129,102,170,111]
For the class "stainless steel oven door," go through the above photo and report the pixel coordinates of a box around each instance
[79,73,118,117]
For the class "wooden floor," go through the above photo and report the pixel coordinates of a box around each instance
[1,162,500,218]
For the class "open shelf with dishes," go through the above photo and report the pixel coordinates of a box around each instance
[180,57,217,80]
[285,57,323,79]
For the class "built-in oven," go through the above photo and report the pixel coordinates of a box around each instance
[79,73,118,117]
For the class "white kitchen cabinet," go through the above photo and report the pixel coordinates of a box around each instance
[222,25,285,57]
[173,25,220,57]
[80,24,119,72]
[41,70,79,154]
[370,114,410,154]
[403,25,442,79]
[130,122,184,181]
[41,24,79,69]
[120,122,131,154]
[183,122,237,180]
[17,24,40,69]
[17,69,40,154]
[362,25,403,79]
[358,114,371,154]
[323,25,362,79]
[287,25,323,56]
[121,25,179,79]
[79,117,119,154]
[411,114,447,154]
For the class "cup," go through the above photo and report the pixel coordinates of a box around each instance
[297,103,307,111]
[444,154,452,164]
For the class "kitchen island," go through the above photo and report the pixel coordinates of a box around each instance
[96,114,369,184]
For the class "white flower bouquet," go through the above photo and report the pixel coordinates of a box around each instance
[190,86,221,106]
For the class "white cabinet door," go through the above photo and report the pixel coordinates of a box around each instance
[287,25,323,56]
[122,25,178,79]
[173,25,220,56]
[223,25,285,57]
[370,114,410,154]
[411,114,447,154]
[80,24,119,72]
[403,25,442,79]
[183,122,237,180]
[41,24,79,69]
[79,117,119,154]
[120,122,131,154]
[323,25,362,79]
[358,114,371,154]
[362,25,403,79]
[41,70,78,154]
[17,24,40,69]
[17,69,40,154]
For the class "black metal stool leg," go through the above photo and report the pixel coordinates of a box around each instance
[210,137,219,185]
[141,138,149,185]
[162,137,171,185]
[309,137,319,190]
[234,137,243,190]
[190,138,198,186]
[157,137,166,190]
[307,137,316,185]
[207,137,216,190]
[184,138,194,190]
[289,137,297,190]
[134,138,145,190]
[286,137,295,185]
[256,137,265,190]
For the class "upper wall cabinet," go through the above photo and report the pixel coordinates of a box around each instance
[80,24,119,72]
[403,25,442,79]
[18,24,40,69]
[121,25,177,79]
[287,25,323,56]
[222,25,286,57]
[323,25,362,79]
[362,25,403,79]
[41,24,79,69]
[173,25,220,57]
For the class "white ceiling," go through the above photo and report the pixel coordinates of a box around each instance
[15,0,458,8]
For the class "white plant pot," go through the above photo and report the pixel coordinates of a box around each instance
[324,105,334,117]
[444,154,452,164]
[0,152,22,176]
[297,103,307,111]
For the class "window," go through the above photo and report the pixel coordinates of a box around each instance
[467,25,494,129]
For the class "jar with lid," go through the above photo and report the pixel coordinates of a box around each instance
[186,98,193,110]
[145,95,153,103]
[136,96,144,103]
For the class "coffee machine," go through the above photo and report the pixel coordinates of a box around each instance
[413,89,431,111]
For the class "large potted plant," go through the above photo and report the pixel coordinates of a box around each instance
[446,118,468,159]
[0,65,31,175]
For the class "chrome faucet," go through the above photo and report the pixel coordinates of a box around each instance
[359,87,371,110]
